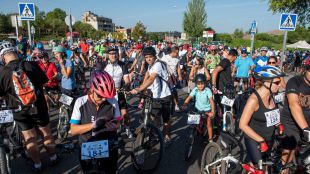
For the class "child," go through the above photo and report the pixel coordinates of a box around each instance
[182,74,215,142]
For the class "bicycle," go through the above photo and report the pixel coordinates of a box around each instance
[57,93,75,142]
[125,92,164,173]
[0,102,25,174]
[184,111,209,161]
[43,88,60,109]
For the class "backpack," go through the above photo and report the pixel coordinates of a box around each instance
[157,60,177,90]
[11,61,37,106]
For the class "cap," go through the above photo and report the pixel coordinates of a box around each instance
[106,47,118,53]
[136,44,143,49]
[241,48,247,54]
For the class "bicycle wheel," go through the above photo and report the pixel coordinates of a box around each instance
[184,126,196,161]
[57,106,69,142]
[131,123,164,173]
[201,142,225,174]
[0,146,10,174]
[225,112,235,135]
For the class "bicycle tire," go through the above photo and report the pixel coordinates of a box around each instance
[226,112,235,135]
[131,123,164,173]
[201,142,225,174]
[57,106,69,142]
[184,126,196,161]
[0,146,10,174]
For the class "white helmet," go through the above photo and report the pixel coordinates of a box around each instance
[0,42,16,59]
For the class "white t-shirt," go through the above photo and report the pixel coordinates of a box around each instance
[148,60,171,99]
[179,50,187,57]
[105,62,123,88]
[161,54,180,76]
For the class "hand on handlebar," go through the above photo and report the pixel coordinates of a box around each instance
[302,127,310,143]
[130,88,139,95]
[212,86,218,94]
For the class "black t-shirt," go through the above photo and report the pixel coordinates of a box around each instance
[217,58,232,91]
[281,75,310,128]
[0,60,48,114]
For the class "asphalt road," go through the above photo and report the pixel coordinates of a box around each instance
[10,72,296,174]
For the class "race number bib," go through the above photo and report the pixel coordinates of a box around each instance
[221,96,235,107]
[0,110,14,124]
[274,92,285,104]
[257,59,266,67]
[187,113,200,125]
[59,94,74,106]
[264,109,280,127]
[81,140,109,160]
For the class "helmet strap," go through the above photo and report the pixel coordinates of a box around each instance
[262,79,275,105]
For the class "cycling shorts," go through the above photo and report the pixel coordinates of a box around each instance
[117,92,127,110]
[151,95,172,123]
[281,125,300,150]
[14,110,50,131]
[244,137,273,165]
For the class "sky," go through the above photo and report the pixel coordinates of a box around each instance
[1,0,282,33]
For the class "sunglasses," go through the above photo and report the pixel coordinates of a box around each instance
[268,61,276,65]
[272,81,281,85]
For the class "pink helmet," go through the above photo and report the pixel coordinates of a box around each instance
[90,71,116,99]
[210,45,217,50]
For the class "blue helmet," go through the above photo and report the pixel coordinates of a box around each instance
[254,66,285,80]
[36,42,44,51]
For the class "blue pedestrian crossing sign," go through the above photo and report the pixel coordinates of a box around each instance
[279,13,297,31]
[250,20,257,34]
[18,3,35,20]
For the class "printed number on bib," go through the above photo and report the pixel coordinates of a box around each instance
[221,96,235,107]
[264,109,280,127]
[81,140,109,160]
[59,94,74,106]
[274,92,284,104]
[0,110,14,124]
[187,114,200,125]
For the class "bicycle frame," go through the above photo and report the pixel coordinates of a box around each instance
[204,154,239,174]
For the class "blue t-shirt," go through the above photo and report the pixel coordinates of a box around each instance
[190,87,213,112]
[253,56,268,72]
[61,59,76,90]
[234,56,254,78]
[66,49,72,59]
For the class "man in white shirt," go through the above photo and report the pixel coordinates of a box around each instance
[130,47,173,143]
[161,46,182,112]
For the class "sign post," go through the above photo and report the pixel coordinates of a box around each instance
[65,12,76,46]
[31,25,35,45]
[18,3,35,46]
[250,20,257,55]
[279,13,298,67]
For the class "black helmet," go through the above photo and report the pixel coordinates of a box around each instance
[142,46,156,57]
[195,74,207,84]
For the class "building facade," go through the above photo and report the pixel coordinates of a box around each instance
[115,26,131,39]
[82,11,114,32]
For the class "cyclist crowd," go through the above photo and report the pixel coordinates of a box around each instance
[0,34,309,173]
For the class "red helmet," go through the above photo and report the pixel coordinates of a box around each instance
[90,71,116,99]
[302,59,310,70]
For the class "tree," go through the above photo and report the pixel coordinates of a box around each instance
[215,34,232,43]
[45,8,67,36]
[268,0,310,26]
[0,14,13,34]
[233,28,244,39]
[73,21,95,38]
[131,21,147,41]
[183,0,207,37]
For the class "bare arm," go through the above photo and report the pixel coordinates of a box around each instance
[287,93,308,129]
[136,72,156,92]
[183,95,193,106]
[177,64,182,81]
[189,66,197,81]
[70,123,93,136]
[139,60,146,75]
[212,66,223,87]
[239,95,264,142]
[60,63,72,79]
[204,67,211,81]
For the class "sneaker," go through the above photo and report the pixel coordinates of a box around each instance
[50,154,60,166]
[126,128,133,139]
[175,105,180,112]
[32,163,42,173]
[138,102,144,109]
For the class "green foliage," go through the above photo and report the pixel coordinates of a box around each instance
[147,32,165,42]
[215,34,232,43]
[45,8,67,36]
[0,14,13,33]
[131,21,147,41]
[73,21,95,38]
[183,0,207,37]
[268,0,309,26]
[233,28,244,39]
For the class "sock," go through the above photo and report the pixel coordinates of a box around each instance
[34,162,42,169]
[50,154,57,161]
